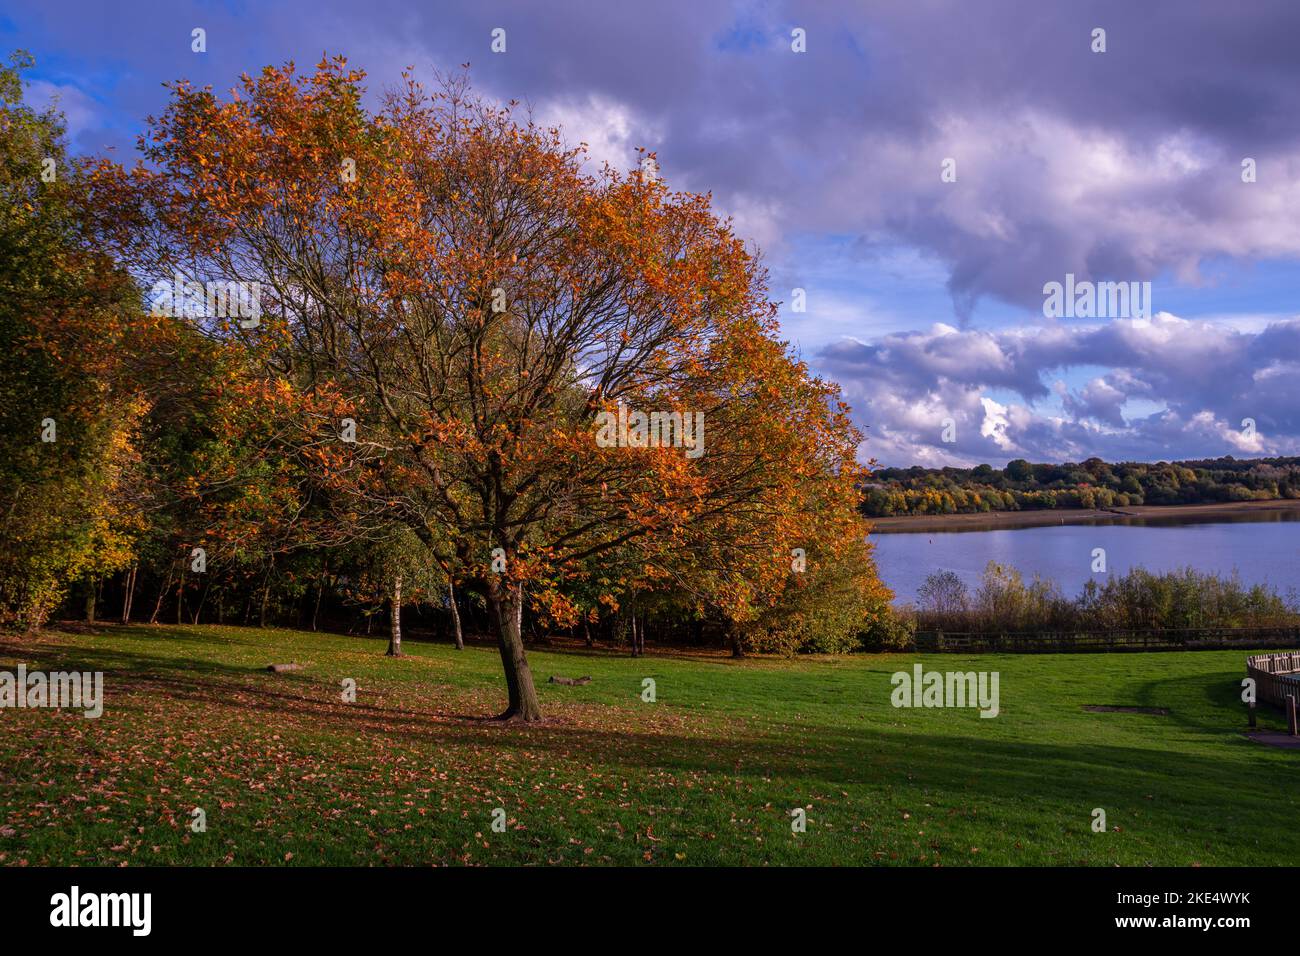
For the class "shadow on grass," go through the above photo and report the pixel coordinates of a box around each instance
[7,628,1297,849]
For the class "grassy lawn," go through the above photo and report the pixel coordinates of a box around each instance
[1,623,1296,866]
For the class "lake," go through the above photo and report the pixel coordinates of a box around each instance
[872,507,1300,603]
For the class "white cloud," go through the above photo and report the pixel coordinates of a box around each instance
[533,93,662,178]
[818,312,1300,465]
[24,79,99,139]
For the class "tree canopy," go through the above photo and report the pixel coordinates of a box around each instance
[0,55,892,720]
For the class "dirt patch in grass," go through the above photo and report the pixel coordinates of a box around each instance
[1083,704,1169,716]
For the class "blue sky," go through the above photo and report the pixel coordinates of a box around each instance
[8,0,1300,466]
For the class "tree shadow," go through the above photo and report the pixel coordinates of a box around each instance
[7,628,1296,853]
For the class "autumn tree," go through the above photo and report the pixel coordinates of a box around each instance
[95,58,884,719]
[0,51,151,629]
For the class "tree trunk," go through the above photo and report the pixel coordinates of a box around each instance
[487,581,542,721]
[311,567,326,632]
[730,621,745,658]
[630,613,638,657]
[192,579,211,625]
[258,558,273,629]
[150,562,174,625]
[448,579,464,650]
[121,565,137,624]
[386,575,403,656]
[584,619,594,648]
[84,576,96,624]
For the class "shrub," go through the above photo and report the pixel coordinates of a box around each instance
[860,600,916,651]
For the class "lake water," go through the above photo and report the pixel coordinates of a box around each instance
[872,508,1300,603]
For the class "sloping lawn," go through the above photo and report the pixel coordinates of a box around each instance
[0,624,1295,866]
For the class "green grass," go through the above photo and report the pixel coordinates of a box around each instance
[1,623,1296,866]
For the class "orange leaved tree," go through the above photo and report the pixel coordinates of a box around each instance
[93,57,880,720]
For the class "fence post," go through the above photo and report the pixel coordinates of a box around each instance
[1288,695,1298,737]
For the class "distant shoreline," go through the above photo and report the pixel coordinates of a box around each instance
[867,498,1300,534]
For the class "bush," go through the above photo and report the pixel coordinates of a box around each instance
[860,601,916,651]
[914,563,1299,634]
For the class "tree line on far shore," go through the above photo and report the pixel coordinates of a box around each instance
[861,456,1300,517]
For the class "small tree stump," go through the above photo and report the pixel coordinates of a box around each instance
[548,675,591,686]
[267,662,305,673]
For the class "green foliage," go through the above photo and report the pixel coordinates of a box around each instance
[0,51,141,628]
[745,536,887,655]
[1005,458,1032,482]
[859,598,915,650]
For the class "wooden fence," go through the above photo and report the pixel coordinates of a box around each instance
[1246,651,1300,710]
[913,626,1300,654]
